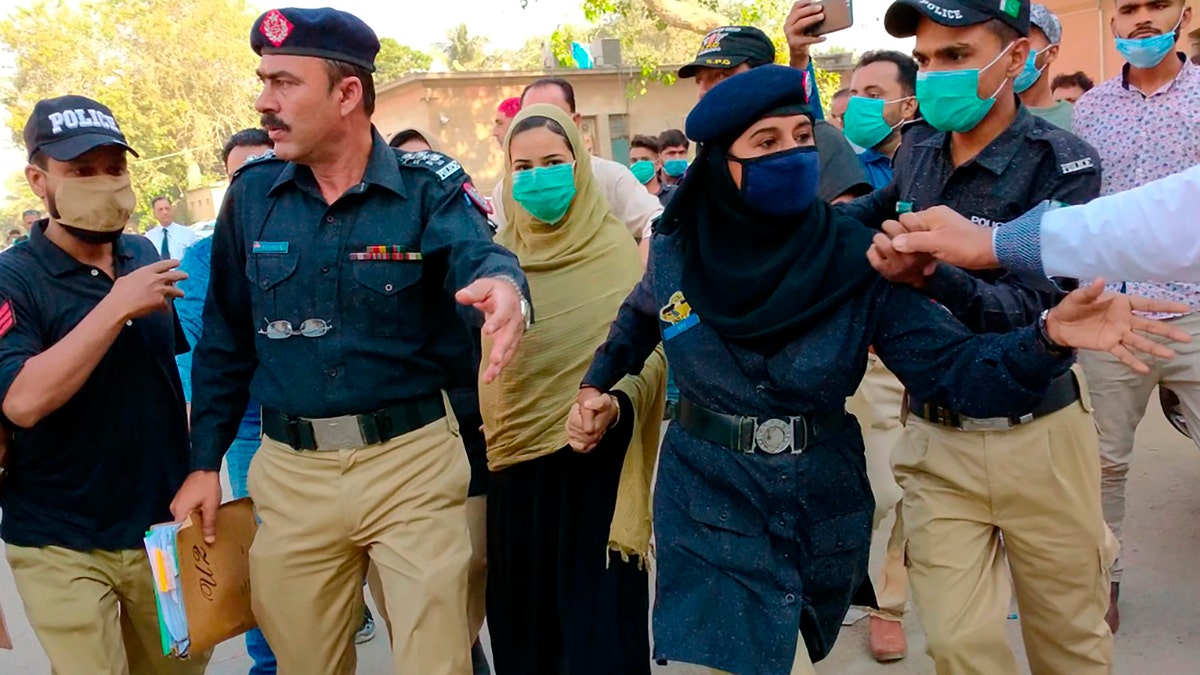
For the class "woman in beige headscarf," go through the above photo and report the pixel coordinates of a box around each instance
[479,103,665,674]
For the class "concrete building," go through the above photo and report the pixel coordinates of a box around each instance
[371,67,697,192]
[1045,0,1200,85]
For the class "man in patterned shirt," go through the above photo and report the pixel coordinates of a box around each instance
[1072,0,1200,634]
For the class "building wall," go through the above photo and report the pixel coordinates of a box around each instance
[1046,0,1200,86]
[371,69,698,193]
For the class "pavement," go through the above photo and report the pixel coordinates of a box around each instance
[2,397,1199,674]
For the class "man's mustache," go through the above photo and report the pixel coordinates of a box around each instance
[261,114,290,132]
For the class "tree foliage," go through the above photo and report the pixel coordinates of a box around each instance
[376,38,434,84]
[0,0,263,225]
[438,23,492,71]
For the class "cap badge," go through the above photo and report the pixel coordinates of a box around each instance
[260,9,293,48]
[1001,0,1021,18]
[697,29,727,55]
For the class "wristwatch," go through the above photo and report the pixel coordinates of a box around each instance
[1036,309,1072,356]
[494,275,532,329]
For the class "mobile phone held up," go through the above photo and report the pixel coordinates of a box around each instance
[807,0,854,37]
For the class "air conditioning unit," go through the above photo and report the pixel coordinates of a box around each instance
[590,39,622,67]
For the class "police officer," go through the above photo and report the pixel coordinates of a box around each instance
[0,95,208,675]
[169,8,530,675]
[840,1,1114,673]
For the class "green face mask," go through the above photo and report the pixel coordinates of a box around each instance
[511,163,576,225]
[842,96,912,149]
[630,160,657,185]
[915,42,1014,133]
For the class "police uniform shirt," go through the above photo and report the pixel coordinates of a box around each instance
[189,131,526,471]
[837,105,1101,333]
[0,223,191,550]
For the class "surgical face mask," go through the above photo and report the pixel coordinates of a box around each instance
[916,42,1015,133]
[842,96,913,149]
[1115,12,1184,69]
[511,163,576,226]
[662,158,689,177]
[1014,46,1053,94]
[731,146,820,218]
[630,160,657,185]
[43,172,135,244]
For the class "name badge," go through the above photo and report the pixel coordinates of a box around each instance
[252,241,289,255]
[896,201,914,215]
[660,291,699,341]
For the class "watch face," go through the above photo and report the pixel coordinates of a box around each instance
[755,418,793,454]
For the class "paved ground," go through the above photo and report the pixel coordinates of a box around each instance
[3,398,1199,673]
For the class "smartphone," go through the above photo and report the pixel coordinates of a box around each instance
[807,0,854,37]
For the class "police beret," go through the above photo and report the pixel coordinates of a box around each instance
[251,8,380,73]
[685,65,811,146]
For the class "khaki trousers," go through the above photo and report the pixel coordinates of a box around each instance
[893,384,1115,675]
[1078,311,1200,582]
[845,354,908,621]
[247,409,473,675]
[697,631,817,675]
[5,545,210,675]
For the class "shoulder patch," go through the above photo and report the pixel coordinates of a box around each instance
[231,149,284,181]
[462,182,493,215]
[1060,158,1095,175]
[396,149,463,182]
[1030,123,1100,176]
[0,298,15,339]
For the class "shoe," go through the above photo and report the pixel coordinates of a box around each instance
[868,615,907,662]
[355,605,376,644]
[1106,582,1120,635]
[471,639,491,675]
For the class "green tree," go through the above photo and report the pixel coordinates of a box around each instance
[375,37,433,84]
[437,23,491,71]
[0,0,261,223]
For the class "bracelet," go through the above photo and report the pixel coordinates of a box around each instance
[607,394,621,430]
[491,275,531,329]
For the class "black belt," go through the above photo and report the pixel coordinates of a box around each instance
[675,397,847,455]
[907,370,1080,432]
[262,395,446,451]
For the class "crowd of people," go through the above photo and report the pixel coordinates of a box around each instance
[1,1,1199,675]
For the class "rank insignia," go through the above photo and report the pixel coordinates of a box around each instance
[0,299,14,339]
[660,291,699,340]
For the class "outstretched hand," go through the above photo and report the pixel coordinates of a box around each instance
[456,278,526,384]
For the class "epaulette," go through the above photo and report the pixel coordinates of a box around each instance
[231,149,285,181]
[394,149,464,182]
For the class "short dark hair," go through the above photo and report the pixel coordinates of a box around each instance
[508,115,573,154]
[832,87,851,100]
[325,59,376,116]
[630,134,661,153]
[658,128,689,151]
[855,50,919,96]
[29,150,47,169]
[1050,71,1096,93]
[152,196,171,208]
[521,77,577,113]
[221,128,273,165]
[388,128,430,149]
[984,18,1021,46]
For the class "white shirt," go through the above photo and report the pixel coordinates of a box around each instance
[491,156,664,240]
[144,223,197,260]
[994,163,1200,282]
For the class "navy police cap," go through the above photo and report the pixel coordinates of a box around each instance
[885,0,1030,39]
[251,7,380,73]
[686,65,811,146]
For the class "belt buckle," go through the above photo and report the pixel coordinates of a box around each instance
[957,415,1013,432]
[310,415,366,450]
[754,418,793,454]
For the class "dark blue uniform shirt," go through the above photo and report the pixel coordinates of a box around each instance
[0,224,190,550]
[189,131,526,471]
[837,106,1101,333]
[580,229,1073,675]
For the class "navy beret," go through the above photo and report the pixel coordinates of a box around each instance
[251,8,380,73]
[686,64,811,145]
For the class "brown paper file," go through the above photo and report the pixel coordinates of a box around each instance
[176,497,258,654]
[0,596,12,649]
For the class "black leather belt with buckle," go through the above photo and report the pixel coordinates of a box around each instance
[675,397,847,455]
[908,370,1080,432]
[261,394,446,452]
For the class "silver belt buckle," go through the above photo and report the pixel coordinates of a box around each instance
[754,418,794,454]
[957,415,1013,432]
[309,415,366,450]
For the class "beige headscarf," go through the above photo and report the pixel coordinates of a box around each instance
[479,104,665,561]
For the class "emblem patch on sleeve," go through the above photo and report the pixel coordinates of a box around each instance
[463,182,494,215]
[0,299,15,339]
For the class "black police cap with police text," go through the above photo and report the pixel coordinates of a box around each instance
[678,26,776,79]
[686,65,811,146]
[251,7,380,73]
[23,95,137,162]
[885,0,1031,39]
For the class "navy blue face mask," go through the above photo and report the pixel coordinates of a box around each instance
[731,145,820,217]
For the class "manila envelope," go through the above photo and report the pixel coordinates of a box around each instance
[176,497,258,654]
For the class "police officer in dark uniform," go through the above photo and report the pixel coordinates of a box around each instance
[840,1,1115,672]
[169,8,529,675]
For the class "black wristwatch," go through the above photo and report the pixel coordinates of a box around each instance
[1035,309,1072,357]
